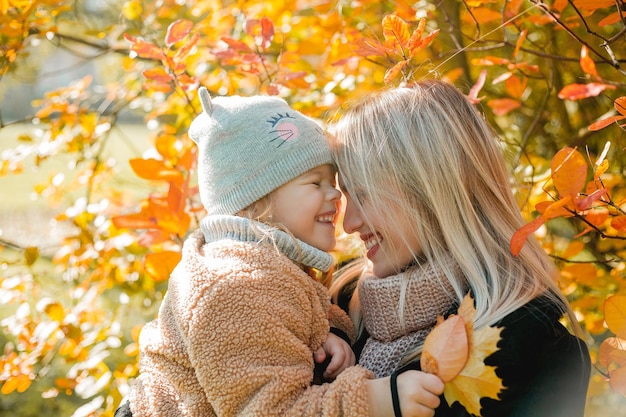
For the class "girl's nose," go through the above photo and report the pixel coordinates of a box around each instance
[328,186,341,201]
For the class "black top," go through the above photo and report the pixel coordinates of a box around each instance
[338,284,591,417]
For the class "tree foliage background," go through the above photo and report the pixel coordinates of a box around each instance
[1,0,626,415]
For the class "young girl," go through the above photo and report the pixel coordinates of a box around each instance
[330,80,591,417]
[118,87,444,417]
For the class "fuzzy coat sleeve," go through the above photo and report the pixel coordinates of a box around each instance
[132,230,372,417]
[327,304,357,344]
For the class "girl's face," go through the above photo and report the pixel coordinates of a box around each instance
[340,178,422,278]
[268,164,341,252]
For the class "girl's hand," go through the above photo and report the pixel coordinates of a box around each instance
[314,332,356,380]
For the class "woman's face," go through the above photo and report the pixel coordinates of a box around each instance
[339,177,422,278]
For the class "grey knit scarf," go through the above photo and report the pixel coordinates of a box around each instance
[358,258,461,378]
[200,214,334,272]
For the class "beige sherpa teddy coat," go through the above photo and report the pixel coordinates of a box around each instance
[128,217,372,417]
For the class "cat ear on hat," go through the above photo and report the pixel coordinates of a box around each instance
[198,86,213,115]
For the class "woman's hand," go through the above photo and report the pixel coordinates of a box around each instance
[367,370,444,417]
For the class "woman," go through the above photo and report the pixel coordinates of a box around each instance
[329,80,591,417]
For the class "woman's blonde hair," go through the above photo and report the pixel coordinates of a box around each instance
[329,80,576,341]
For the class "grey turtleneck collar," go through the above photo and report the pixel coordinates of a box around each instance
[200,215,333,272]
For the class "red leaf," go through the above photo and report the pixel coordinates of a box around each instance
[467,69,487,103]
[576,188,607,211]
[165,19,193,47]
[558,82,616,100]
[260,17,275,50]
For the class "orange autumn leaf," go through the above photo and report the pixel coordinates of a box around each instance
[561,241,585,259]
[384,59,409,84]
[590,97,626,131]
[616,96,626,116]
[165,19,193,47]
[505,75,527,99]
[129,158,184,184]
[112,213,157,230]
[513,29,527,59]
[543,196,577,218]
[408,29,439,57]
[469,7,501,24]
[143,67,172,84]
[595,159,609,178]
[421,315,469,382]
[551,147,587,199]
[585,207,609,227]
[510,216,545,256]
[611,348,626,367]
[442,294,504,416]
[144,251,182,282]
[589,114,626,131]
[611,215,626,233]
[407,18,426,53]
[573,0,614,9]
[220,36,253,53]
[124,34,165,60]
[609,366,626,396]
[487,98,521,116]
[558,82,616,100]
[598,337,625,372]
[580,45,598,77]
[382,14,410,50]
[605,295,626,339]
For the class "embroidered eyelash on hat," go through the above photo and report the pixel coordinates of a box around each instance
[267,113,299,147]
[188,87,333,216]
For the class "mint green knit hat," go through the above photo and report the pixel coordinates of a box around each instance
[188,87,333,215]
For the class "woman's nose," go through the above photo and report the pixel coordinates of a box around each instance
[342,199,363,234]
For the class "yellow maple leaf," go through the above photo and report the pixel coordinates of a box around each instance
[422,294,504,416]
